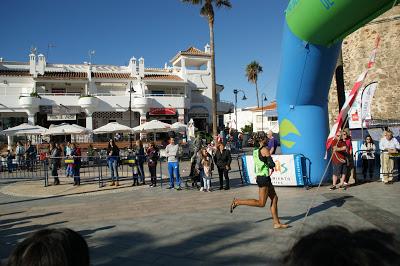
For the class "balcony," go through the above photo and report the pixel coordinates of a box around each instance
[144,94,190,109]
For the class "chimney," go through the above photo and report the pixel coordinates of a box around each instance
[204,43,211,53]
[129,56,137,77]
[138,57,144,78]
[29,53,36,76]
[37,54,46,75]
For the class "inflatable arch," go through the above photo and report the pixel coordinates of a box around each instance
[276,0,397,185]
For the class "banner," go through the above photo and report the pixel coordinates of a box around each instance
[347,81,378,129]
[241,154,304,186]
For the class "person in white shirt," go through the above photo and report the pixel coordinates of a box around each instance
[360,135,376,182]
[379,130,400,184]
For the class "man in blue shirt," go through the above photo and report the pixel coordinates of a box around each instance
[267,130,278,154]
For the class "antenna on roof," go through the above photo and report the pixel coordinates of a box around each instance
[88,50,95,64]
[46,43,56,62]
[30,46,37,55]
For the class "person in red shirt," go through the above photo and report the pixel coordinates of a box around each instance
[330,132,348,190]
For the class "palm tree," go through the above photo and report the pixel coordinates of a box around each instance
[181,0,232,136]
[245,61,263,108]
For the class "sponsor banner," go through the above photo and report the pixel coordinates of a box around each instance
[347,81,377,129]
[149,108,176,115]
[241,154,304,186]
[47,114,76,121]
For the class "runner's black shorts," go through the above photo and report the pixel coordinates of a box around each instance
[256,175,272,188]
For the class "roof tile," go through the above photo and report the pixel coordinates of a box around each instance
[144,74,183,81]
[0,70,31,76]
[37,72,87,79]
[92,72,131,79]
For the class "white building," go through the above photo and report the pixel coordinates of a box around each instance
[0,45,233,135]
[224,102,279,133]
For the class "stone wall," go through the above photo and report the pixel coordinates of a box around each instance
[328,5,400,126]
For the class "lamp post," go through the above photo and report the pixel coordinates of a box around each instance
[261,93,268,133]
[233,89,247,131]
[129,81,136,149]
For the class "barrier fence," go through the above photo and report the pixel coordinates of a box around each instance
[0,154,169,188]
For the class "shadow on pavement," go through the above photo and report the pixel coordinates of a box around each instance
[0,211,67,261]
[86,223,276,266]
[254,195,353,224]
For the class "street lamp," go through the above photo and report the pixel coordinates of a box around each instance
[129,81,136,149]
[233,89,247,131]
[261,93,268,133]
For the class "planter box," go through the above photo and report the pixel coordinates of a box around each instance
[78,96,98,109]
[19,96,40,108]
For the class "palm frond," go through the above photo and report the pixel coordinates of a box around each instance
[181,0,203,5]
[215,0,232,8]
[200,3,214,17]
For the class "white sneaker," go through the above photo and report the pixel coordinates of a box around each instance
[200,187,204,191]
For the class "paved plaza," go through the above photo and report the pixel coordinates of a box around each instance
[1,157,400,266]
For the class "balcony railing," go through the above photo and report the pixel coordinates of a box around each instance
[37,93,81,96]
[145,93,186,97]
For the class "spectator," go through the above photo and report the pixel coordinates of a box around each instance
[282,225,400,266]
[49,142,61,185]
[135,140,146,185]
[25,140,37,171]
[330,131,348,190]
[165,137,181,190]
[199,148,214,192]
[361,135,376,182]
[15,141,25,169]
[6,149,14,173]
[379,130,400,184]
[7,228,90,266]
[342,128,356,184]
[146,141,159,187]
[107,139,120,186]
[70,143,82,186]
[214,142,232,190]
[65,142,73,177]
[267,130,278,154]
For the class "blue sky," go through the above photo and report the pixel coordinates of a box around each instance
[0,0,288,108]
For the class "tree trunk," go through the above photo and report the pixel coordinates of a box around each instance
[209,19,218,136]
[255,81,260,108]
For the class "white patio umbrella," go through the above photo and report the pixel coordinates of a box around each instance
[0,123,46,136]
[170,122,187,132]
[132,120,171,141]
[93,122,132,134]
[44,123,91,136]
[132,120,171,133]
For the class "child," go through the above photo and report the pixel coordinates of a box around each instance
[201,156,213,192]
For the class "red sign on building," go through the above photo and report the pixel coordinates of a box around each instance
[149,108,176,115]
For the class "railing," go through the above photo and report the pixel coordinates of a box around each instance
[0,154,168,188]
[145,93,186,97]
[92,92,127,96]
[353,149,399,181]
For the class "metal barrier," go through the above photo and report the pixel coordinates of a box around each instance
[1,154,167,188]
[353,149,399,181]
[0,157,48,180]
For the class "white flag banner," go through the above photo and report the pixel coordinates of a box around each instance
[347,81,378,129]
[361,82,378,120]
